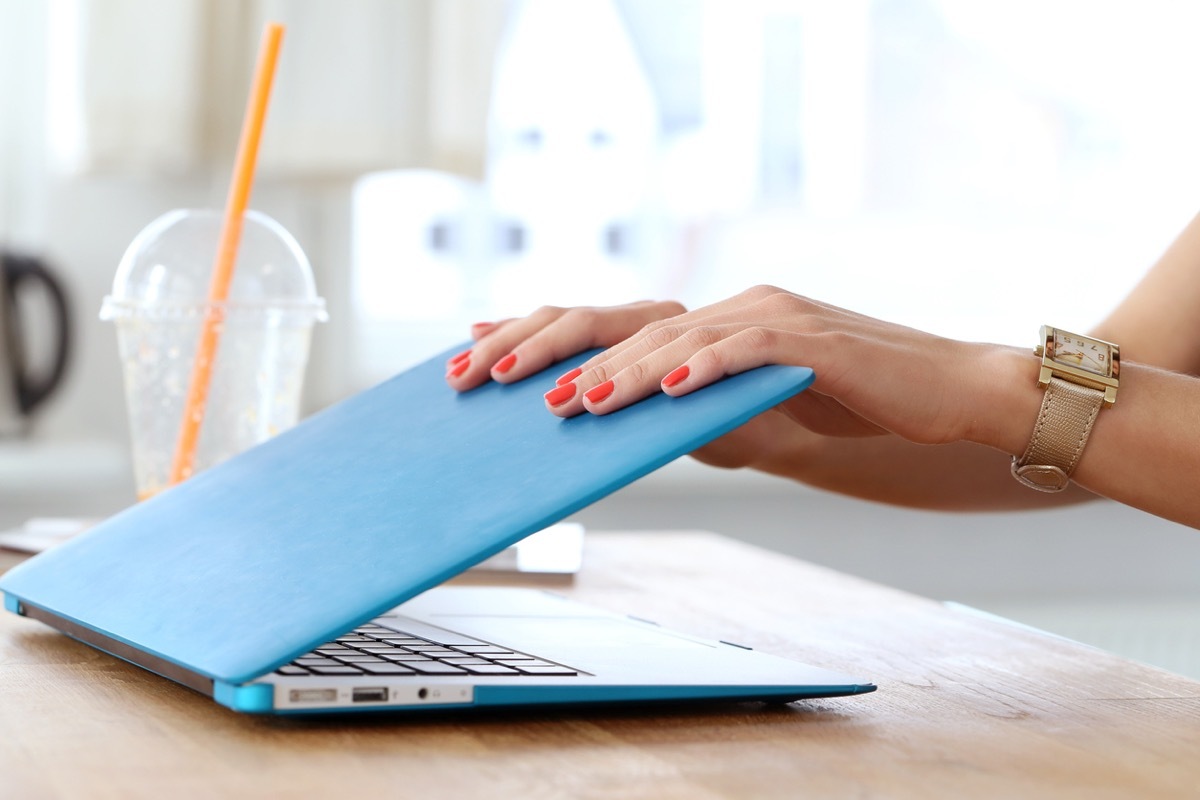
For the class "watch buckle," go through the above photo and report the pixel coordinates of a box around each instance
[1011,460,1070,493]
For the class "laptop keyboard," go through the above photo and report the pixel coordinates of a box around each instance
[275,619,580,678]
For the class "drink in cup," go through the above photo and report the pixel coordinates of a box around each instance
[101,209,327,500]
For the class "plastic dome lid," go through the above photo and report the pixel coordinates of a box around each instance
[101,208,327,321]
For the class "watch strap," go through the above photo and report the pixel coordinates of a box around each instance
[1011,377,1104,492]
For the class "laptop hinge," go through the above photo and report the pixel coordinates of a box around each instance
[19,600,216,696]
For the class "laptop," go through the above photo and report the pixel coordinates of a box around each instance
[0,345,876,714]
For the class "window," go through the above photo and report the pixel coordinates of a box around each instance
[346,0,1200,380]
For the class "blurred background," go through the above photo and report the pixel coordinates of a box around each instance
[2,0,1199,677]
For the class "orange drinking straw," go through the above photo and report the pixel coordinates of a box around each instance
[168,23,285,488]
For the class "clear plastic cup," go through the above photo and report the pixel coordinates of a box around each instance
[101,209,327,500]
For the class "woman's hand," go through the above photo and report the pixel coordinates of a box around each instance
[448,284,1034,454]
[453,286,1021,448]
[445,286,1095,512]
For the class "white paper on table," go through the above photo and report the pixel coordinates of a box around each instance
[0,517,585,576]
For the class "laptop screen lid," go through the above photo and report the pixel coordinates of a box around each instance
[0,346,815,686]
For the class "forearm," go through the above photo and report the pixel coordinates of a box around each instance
[971,346,1200,528]
[1093,210,1200,372]
[743,342,1196,523]
[740,425,1096,512]
[1063,362,1200,526]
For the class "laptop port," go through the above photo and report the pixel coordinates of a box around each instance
[289,688,337,703]
[352,687,388,703]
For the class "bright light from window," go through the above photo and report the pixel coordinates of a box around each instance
[675,0,1200,344]
[46,0,84,173]
[349,0,1200,383]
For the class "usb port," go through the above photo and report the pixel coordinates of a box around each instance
[289,688,337,703]
[352,687,388,703]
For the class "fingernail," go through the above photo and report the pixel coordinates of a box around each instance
[556,367,583,386]
[471,321,495,333]
[584,379,615,404]
[662,365,690,388]
[544,383,576,407]
[448,349,471,365]
[447,359,470,378]
[493,353,517,374]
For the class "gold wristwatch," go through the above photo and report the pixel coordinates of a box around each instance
[1011,325,1119,492]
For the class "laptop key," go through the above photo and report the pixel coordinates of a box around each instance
[457,646,518,655]
[517,665,579,676]
[308,665,366,675]
[379,653,435,662]
[373,619,488,647]
[463,664,521,675]
[403,662,469,675]
[506,659,559,668]
[295,657,342,667]
[333,654,386,664]
[275,665,310,675]
[359,663,416,675]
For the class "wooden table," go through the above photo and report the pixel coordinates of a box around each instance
[2,531,1198,799]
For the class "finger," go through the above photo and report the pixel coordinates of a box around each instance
[648,324,883,438]
[448,301,683,393]
[563,287,823,414]
[469,318,514,341]
[537,303,692,415]
[574,324,748,416]
[657,325,803,398]
[447,321,512,367]
[576,289,765,371]
[560,297,776,415]
[570,286,799,389]
[497,301,683,388]
[446,305,567,391]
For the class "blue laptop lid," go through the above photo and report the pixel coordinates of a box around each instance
[0,346,814,685]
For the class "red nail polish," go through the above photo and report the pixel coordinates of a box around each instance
[448,359,470,378]
[448,349,471,365]
[544,383,576,407]
[556,367,583,386]
[471,321,495,333]
[493,353,517,374]
[585,380,615,404]
[662,365,690,388]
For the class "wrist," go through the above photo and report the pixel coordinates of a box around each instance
[962,343,1045,456]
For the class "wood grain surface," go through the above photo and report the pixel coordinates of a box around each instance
[2,531,1197,799]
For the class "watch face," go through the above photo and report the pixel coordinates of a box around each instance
[1048,329,1113,377]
